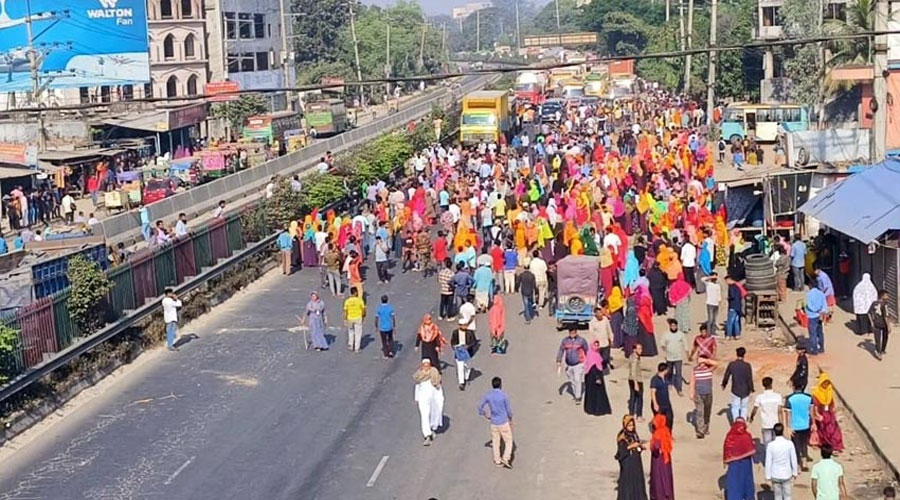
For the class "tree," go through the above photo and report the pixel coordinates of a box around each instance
[67,255,112,334]
[532,0,582,34]
[211,94,269,136]
[778,0,822,106]
[291,0,349,65]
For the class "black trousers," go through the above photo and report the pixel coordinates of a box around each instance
[683,266,695,289]
[439,294,454,319]
[792,428,810,462]
[628,380,643,417]
[875,326,890,354]
[379,330,394,357]
[376,261,389,282]
[600,346,612,374]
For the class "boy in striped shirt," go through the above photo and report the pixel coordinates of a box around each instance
[690,355,719,439]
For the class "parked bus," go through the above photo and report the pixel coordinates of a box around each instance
[720,103,809,143]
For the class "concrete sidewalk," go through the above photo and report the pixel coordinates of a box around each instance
[779,292,900,481]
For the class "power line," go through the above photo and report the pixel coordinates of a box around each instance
[3,29,900,115]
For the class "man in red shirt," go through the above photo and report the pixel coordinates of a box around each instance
[490,241,504,292]
[433,231,448,266]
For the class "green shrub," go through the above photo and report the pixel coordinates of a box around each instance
[67,255,113,334]
[0,323,19,383]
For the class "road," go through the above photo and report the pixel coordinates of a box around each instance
[0,253,889,499]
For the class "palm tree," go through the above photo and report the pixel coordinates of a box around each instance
[822,0,874,97]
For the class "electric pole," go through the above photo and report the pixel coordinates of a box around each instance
[476,9,481,52]
[25,0,45,152]
[417,22,426,71]
[666,0,671,22]
[706,0,717,124]
[385,24,391,99]
[347,0,363,108]
[555,0,561,32]
[515,0,521,50]
[817,0,826,127]
[873,0,888,161]
[684,0,695,94]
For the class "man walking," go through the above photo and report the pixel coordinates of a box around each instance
[374,235,390,283]
[790,235,807,291]
[452,320,477,390]
[343,287,366,352]
[437,259,455,320]
[805,281,829,355]
[556,329,589,404]
[375,294,395,358]
[519,263,537,324]
[785,382,814,471]
[725,275,743,340]
[703,272,721,336]
[722,347,754,421]
[589,303,614,374]
[751,376,784,446]
[478,376,514,469]
[529,251,549,309]
[660,318,687,396]
[765,423,799,500]
[627,343,644,420]
[869,289,891,360]
[811,445,848,500]
[790,340,809,391]
[650,362,674,430]
[503,244,518,294]
[690,355,718,438]
[323,243,343,297]
[277,224,293,275]
[162,288,182,351]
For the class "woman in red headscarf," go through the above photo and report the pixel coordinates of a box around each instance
[415,314,447,370]
[723,418,756,500]
[649,413,674,500]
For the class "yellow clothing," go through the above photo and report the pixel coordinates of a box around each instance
[494,198,507,218]
[343,296,366,321]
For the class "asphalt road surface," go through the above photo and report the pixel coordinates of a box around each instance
[0,257,765,500]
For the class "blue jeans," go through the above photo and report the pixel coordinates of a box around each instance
[730,394,749,421]
[522,294,535,322]
[808,316,824,354]
[726,309,741,338]
[166,321,177,348]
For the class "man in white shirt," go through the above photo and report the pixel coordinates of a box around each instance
[751,376,784,445]
[680,238,697,289]
[703,272,721,336]
[61,192,76,223]
[174,213,189,237]
[447,203,461,224]
[458,296,477,334]
[162,288,183,351]
[602,230,622,255]
[316,157,329,174]
[765,423,799,500]
[529,251,549,308]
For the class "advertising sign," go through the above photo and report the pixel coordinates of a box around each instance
[0,0,150,92]
[200,152,226,171]
[205,81,239,102]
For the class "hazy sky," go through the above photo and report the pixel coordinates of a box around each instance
[363,0,551,16]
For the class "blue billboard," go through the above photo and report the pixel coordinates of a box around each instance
[0,0,150,92]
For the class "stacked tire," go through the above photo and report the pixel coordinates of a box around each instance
[744,254,777,292]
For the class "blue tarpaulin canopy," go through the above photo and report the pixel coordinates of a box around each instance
[799,158,900,243]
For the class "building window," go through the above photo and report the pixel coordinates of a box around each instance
[256,52,269,71]
[181,0,192,18]
[144,82,153,98]
[225,12,236,40]
[239,13,252,39]
[100,85,111,103]
[160,0,173,19]
[163,34,175,60]
[122,84,134,100]
[227,54,239,73]
[186,75,198,96]
[825,2,846,21]
[79,87,90,104]
[184,34,196,59]
[166,76,179,97]
[240,52,255,72]
[762,6,780,26]
[254,14,265,38]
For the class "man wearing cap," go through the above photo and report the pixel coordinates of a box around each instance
[790,339,809,392]
[413,358,444,446]
[451,320,477,390]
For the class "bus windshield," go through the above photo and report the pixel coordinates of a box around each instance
[462,113,496,126]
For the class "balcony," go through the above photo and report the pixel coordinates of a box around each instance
[758,25,784,40]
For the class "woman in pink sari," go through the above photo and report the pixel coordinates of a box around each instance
[489,293,508,355]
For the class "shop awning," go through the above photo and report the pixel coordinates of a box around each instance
[799,158,900,243]
[0,166,36,179]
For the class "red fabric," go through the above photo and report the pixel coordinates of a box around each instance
[490,246,504,272]
[433,237,447,263]
[723,420,756,463]
[638,293,654,334]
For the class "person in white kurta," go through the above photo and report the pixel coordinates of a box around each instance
[413,359,444,445]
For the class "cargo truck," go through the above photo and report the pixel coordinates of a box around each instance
[460,90,510,144]
[304,99,348,136]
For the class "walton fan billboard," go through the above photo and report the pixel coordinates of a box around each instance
[0,0,150,92]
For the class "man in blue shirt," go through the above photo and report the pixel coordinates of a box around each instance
[478,376,514,468]
[374,294,395,358]
[814,266,836,308]
[473,262,494,312]
[785,384,814,469]
[451,262,474,311]
[805,282,829,355]
[503,245,518,295]
[276,225,294,275]
[790,235,808,291]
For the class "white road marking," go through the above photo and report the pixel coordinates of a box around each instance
[164,456,195,485]
[366,455,390,487]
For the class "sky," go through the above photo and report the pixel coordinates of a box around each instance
[362,0,551,16]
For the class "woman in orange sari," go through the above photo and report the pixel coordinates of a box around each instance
[415,314,447,369]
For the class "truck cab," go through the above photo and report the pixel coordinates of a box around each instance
[460,90,510,144]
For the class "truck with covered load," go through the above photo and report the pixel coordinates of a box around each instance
[460,90,510,144]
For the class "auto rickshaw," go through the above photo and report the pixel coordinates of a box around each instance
[554,255,601,329]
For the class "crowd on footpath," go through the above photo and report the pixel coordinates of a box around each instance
[236,80,900,499]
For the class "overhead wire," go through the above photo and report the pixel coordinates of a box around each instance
[4,29,900,115]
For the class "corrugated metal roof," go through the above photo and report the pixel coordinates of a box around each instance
[799,158,900,243]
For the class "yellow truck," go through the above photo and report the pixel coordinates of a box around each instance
[460,90,510,144]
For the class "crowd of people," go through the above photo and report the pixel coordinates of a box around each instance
[264,77,899,499]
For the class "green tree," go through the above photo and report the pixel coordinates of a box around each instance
[533,0,583,34]
[0,323,19,383]
[211,94,269,135]
[292,0,349,64]
[67,255,113,334]
[778,0,822,106]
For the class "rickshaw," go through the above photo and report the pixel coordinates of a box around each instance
[554,255,602,329]
[104,170,143,211]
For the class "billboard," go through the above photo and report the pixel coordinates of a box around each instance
[0,0,150,92]
[522,32,599,48]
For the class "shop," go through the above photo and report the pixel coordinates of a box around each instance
[97,103,208,156]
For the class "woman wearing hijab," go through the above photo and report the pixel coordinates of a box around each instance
[647,263,669,316]
[303,291,329,351]
[615,415,648,500]
[413,358,444,446]
[584,340,612,416]
[722,418,756,500]
[852,273,878,335]
[668,273,692,333]
[415,314,447,369]
[608,285,626,348]
[811,373,844,452]
[302,217,319,268]
[624,250,641,290]
[599,247,616,297]
[489,292,508,355]
[649,413,674,500]
[634,285,658,357]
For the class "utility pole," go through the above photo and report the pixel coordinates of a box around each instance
[706,0,717,124]
[817,0,826,127]
[278,0,293,111]
[25,0,45,152]
[684,0,694,94]
[476,9,481,52]
[665,0,671,22]
[873,0,888,161]
[555,0,561,32]
[417,22,427,71]
[679,0,686,58]
[347,0,363,108]
[515,0,521,50]
[385,24,391,100]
